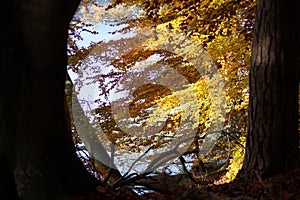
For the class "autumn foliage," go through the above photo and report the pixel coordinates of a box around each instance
[67,0,256,193]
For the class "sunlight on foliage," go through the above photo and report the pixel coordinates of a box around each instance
[225,135,246,181]
[67,0,256,186]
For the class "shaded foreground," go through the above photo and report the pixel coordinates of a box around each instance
[70,168,300,200]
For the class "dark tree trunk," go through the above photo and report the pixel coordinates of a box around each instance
[0,0,99,199]
[239,0,300,180]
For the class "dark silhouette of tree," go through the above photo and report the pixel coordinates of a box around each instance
[0,0,99,199]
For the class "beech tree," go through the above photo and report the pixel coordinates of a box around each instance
[238,0,300,179]
[69,0,255,181]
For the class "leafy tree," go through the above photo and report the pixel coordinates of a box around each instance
[68,0,255,183]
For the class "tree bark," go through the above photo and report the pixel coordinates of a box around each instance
[0,0,99,199]
[239,0,300,179]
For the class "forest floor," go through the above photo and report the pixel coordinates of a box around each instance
[72,168,300,200]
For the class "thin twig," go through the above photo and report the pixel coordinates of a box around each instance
[179,156,200,184]
[112,145,155,186]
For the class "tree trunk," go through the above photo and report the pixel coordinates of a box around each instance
[239,0,300,180]
[0,0,99,199]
